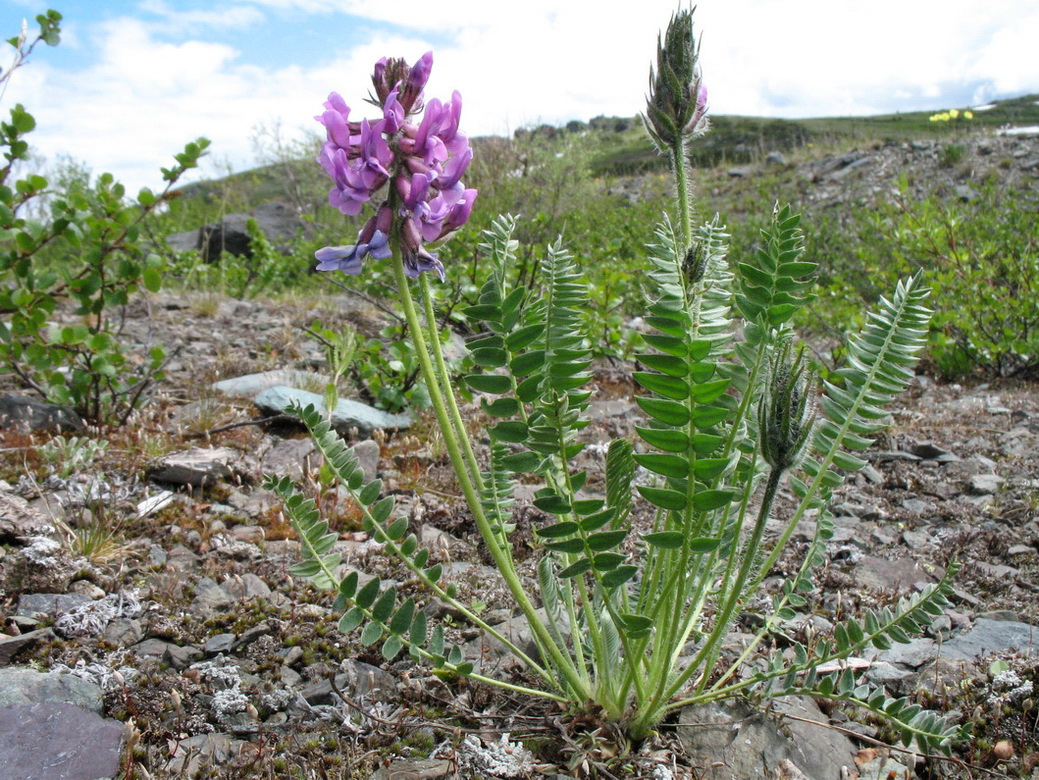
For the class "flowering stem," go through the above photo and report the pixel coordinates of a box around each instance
[671,140,694,248]
[417,274,485,493]
[390,242,589,701]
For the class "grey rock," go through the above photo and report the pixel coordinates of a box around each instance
[101,618,144,647]
[0,629,56,667]
[765,151,788,165]
[205,633,237,655]
[17,592,93,619]
[677,696,858,780]
[0,492,54,541]
[192,201,306,261]
[261,436,321,482]
[301,660,398,705]
[954,184,979,202]
[968,473,1004,495]
[193,580,235,616]
[150,446,238,487]
[212,369,331,398]
[221,573,271,601]
[0,667,103,712]
[0,701,124,780]
[350,438,381,482]
[851,555,937,591]
[167,732,249,775]
[910,441,960,462]
[254,386,411,435]
[727,166,753,177]
[941,618,1037,660]
[167,543,200,569]
[371,758,454,779]
[231,524,265,544]
[0,392,84,433]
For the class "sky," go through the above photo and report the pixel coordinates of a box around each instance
[2,0,1039,193]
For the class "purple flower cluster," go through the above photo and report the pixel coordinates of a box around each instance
[314,52,477,281]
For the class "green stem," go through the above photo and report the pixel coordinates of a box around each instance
[417,274,485,493]
[667,465,783,702]
[390,244,589,701]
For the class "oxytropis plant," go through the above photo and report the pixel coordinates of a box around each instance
[269,10,966,750]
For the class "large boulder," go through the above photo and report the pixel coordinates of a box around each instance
[167,201,307,260]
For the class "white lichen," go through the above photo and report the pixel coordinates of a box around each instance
[54,590,143,638]
[455,733,536,778]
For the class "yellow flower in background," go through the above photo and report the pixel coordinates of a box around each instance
[964,110,974,120]
[949,108,960,119]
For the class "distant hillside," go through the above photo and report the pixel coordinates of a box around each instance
[172,93,1039,220]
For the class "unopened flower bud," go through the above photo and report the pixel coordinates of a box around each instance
[759,341,816,472]
[682,244,708,285]
[644,8,709,153]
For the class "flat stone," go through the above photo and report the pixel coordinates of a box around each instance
[851,555,937,591]
[942,618,1037,660]
[0,667,103,712]
[0,702,124,780]
[0,629,56,667]
[968,473,1004,495]
[17,593,93,619]
[371,758,454,779]
[212,369,332,398]
[301,660,398,705]
[0,492,54,541]
[150,446,237,487]
[677,696,858,780]
[205,633,237,655]
[260,437,321,482]
[253,386,410,435]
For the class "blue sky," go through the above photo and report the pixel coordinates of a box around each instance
[3,0,1039,192]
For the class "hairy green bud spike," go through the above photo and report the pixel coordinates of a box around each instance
[682,244,708,285]
[760,341,817,472]
[643,7,709,154]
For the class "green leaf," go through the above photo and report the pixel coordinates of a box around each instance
[634,453,689,479]
[472,347,507,367]
[637,486,687,510]
[634,371,689,400]
[642,531,684,549]
[381,634,403,660]
[691,489,735,511]
[688,536,722,552]
[465,374,512,394]
[537,521,579,538]
[533,495,571,514]
[592,552,625,571]
[586,530,627,551]
[635,396,690,426]
[490,421,529,442]
[500,451,541,472]
[545,538,585,554]
[559,559,592,578]
[338,608,364,633]
[142,267,162,293]
[372,587,397,622]
[601,566,638,588]
[360,622,383,646]
[636,427,689,452]
[481,397,520,417]
[355,577,381,609]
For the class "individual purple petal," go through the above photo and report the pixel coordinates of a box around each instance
[400,51,432,114]
[315,245,364,274]
[439,145,472,189]
[383,87,405,134]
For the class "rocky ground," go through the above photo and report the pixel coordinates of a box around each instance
[2,136,1039,779]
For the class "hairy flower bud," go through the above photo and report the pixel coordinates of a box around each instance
[682,244,708,285]
[644,8,709,153]
[759,341,816,472]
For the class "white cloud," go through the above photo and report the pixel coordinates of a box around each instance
[2,0,1038,193]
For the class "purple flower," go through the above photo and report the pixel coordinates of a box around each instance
[315,230,391,275]
[315,51,477,281]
